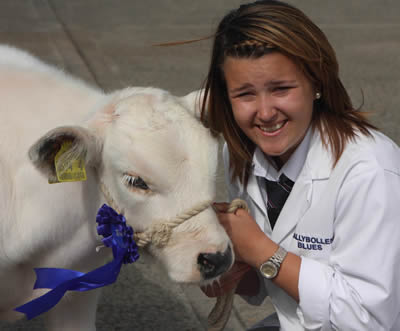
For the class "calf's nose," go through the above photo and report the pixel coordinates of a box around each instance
[197,245,233,279]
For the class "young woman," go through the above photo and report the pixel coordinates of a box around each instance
[200,1,400,330]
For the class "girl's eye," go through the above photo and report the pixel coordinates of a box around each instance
[273,86,295,93]
[274,86,289,92]
[123,174,149,190]
[232,91,253,99]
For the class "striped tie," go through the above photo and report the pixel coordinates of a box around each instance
[265,173,295,229]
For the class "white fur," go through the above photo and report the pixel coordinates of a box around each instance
[0,45,232,329]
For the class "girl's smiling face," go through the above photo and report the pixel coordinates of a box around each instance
[223,52,316,165]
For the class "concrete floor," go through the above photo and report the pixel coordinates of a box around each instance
[0,1,399,330]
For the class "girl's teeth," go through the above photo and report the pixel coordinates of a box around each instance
[259,122,284,132]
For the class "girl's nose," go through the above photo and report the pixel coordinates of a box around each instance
[257,94,277,121]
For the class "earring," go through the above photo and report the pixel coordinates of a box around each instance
[315,92,321,100]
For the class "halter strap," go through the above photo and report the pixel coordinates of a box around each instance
[99,182,211,248]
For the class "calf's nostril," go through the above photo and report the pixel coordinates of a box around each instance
[197,246,233,279]
[198,254,217,275]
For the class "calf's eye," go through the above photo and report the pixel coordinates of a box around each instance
[123,174,149,190]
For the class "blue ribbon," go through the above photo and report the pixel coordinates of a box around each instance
[14,204,139,320]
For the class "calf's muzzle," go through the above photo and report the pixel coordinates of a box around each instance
[197,245,233,279]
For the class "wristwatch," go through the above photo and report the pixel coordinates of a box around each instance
[259,246,287,279]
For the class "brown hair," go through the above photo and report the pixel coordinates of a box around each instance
[200,0,376,185]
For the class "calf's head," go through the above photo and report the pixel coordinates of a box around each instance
[28,87,233,283]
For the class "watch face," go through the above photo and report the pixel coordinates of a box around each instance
[260,261,278,279]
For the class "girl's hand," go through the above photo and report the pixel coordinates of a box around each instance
[213,202,277,268]
[212,201,301,302]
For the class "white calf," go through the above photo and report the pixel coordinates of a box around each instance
[0,45,233,330]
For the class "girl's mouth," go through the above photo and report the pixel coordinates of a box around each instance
[258,120,287,134]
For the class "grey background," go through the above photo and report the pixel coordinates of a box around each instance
[0,1,399,330]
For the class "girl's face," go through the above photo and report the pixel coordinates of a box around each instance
[223,52,316,165]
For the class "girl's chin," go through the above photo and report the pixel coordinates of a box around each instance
[260,146,293,164]
[258,143,287,157]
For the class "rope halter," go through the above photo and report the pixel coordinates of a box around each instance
[100,182,250,331]
[99,181,211,248]
[133,200,211,248]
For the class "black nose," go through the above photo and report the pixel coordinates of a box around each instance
[197,245,233,279]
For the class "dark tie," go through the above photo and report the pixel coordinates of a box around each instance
[265,174,295,229]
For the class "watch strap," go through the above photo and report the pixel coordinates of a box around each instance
[269,246,287,267]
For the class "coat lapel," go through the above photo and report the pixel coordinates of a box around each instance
[246,173,268,230]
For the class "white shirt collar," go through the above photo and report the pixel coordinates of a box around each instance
[252,127,312,182]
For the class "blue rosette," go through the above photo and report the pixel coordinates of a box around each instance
[15,204,139,320]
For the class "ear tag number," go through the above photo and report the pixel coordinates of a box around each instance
[52,141,87,183]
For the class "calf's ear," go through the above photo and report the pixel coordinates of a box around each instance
[28,126,102,182]
[179,89,205,119]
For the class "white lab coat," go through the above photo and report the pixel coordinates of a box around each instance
[223,129,400,331]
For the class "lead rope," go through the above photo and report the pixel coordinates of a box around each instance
[207,198,250,331]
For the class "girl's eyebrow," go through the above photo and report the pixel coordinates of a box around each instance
[229,80,297,94]
[268,80,297,86]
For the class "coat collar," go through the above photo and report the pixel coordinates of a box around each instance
[304,129,333,181]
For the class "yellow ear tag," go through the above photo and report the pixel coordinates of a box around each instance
[52,141,87,183]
